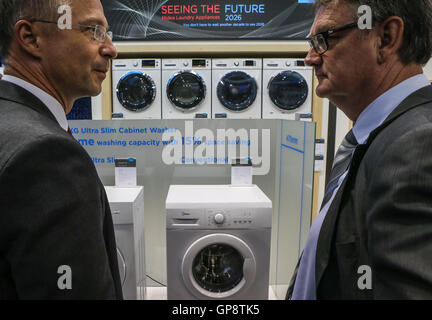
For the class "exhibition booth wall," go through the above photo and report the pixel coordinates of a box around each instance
[70,118,315,299]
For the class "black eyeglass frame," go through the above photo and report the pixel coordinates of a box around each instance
[25,19,113,42]
[307,22,359,55]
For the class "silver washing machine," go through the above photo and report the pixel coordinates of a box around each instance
[105,186,146,300]
[162,58,211,119]
[262,59,313,120]
[212,58,262,119]
[166,185,272,300]
[112,59,161,119]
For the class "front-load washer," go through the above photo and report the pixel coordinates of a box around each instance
[166,184,272,300]
[105,186,146,300]
[162,59,211,119]
[212,59,262,119]
[262,59,313,120]
[112,59,161,119]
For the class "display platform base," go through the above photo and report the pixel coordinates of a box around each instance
[145,286,278,300]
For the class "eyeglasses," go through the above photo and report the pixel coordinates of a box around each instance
[27,19,113,42]
[307,22,358,55]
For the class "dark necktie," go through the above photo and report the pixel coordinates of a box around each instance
[287,129,359,300]
[320,129,358,209]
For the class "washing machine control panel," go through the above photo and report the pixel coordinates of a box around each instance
[166,207,272,228]
[113,59,160,70]
[203,208,270,229]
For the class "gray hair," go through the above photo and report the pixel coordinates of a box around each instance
[0,0,70,61]
[313,0,432,65]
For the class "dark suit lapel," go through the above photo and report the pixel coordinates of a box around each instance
[369,85,432,141]
[314,84,432,293]
[0,80,59,124]
[315,144,368,289]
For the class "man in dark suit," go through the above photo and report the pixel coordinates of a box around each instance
[288,0,432,299]
[0,0,122,299]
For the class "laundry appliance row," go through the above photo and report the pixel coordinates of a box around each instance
[112,58,313,120]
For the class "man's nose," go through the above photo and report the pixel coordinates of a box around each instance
[101,36,118,59]
[305,47,321,66]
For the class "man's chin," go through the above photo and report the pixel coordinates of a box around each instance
[315,86,330,99]
[90,89,102,97]
[88,83,103,97]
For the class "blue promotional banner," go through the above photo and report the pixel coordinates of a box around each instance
[102,0,315,40]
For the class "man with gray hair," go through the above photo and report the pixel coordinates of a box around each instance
[288,0,432,299]
[0,0,121,299]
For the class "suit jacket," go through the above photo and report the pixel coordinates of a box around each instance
[288,84,432,299]
[0,80,123,299]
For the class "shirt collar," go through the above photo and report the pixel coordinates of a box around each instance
[353,74,431,144]
[1,75,69,132]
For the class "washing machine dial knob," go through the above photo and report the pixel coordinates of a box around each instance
[214,213,225,224]
[133,61,139,67]
[285,61,292,67]
[234,61,240,67]
[183,62,189,67]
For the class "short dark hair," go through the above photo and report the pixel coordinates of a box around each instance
[0,0,69,61]
[313,0,432,65]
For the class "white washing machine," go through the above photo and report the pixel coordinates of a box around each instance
[105,186,146,300]
[166,185,272,300]
[212,59,262,119]
[262,59,313,120]
[162,59,211,119]
[112,59,161,119]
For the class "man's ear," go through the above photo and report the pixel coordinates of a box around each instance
[13,20,43,58]
[376,16,404,64]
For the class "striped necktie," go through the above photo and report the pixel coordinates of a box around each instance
[286,129,358,300]
[321,129,358,209]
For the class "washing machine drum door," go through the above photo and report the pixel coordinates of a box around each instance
[217,71,257,111]
[182,233,256,299]
[268,70,309,110]
[192,244,244,293]
[117,72,156,111]
[167,71,206,110]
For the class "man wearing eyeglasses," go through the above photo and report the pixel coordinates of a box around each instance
[0,0,122,299]
[287,0,432,299]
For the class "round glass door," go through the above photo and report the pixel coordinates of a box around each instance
[192,244,244,293]
[217,71,257,111]
[116,72,156,111]
[182,233,256,299]
[167,71,206,110]
[268,70,308,110]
